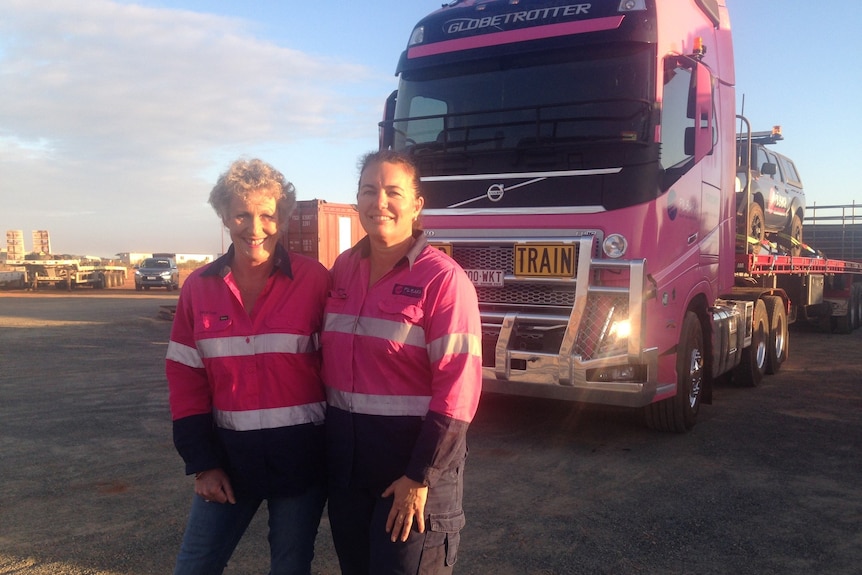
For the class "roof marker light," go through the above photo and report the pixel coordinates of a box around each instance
[408,26,425,47]
[693,36,706,58]
[618,0,646,11]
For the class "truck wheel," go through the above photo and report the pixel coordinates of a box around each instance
[833,312,852,334]
[135,283,142,292]
[734,299,769,387]
[855,284,862,330]
[851,284,861,330]
[644,311,703,433]
[747,203,765,247]
[763,296,788,374]
[763,296,790,374]
[784,214,803,257]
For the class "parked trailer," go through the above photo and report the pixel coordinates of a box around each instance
[801,203,862,332]
[6,259,128,291]
[0,270,27,290]
[379,0,862,431]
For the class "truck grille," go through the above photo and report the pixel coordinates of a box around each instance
[452,246,576,308]
[451,241,636,363]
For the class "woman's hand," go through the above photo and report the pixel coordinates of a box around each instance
[194,468,236,504]
[382,476,428,542]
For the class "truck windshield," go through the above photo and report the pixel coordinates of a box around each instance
[392,45,654,154]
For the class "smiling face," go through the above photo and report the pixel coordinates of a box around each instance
[357,160,424,248]
[223,188,281,268]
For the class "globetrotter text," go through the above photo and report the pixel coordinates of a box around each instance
[445,4,592,34]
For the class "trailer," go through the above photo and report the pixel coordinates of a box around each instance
[378,0,862,431]
[800,203,862,333]
[0,270,27,290]
[6,258,128,291]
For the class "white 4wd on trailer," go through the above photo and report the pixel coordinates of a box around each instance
[736,126,806,255]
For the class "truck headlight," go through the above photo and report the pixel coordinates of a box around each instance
[603,234,628,258]
[609,319,631,339]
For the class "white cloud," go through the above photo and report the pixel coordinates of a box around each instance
[0,0,385,255]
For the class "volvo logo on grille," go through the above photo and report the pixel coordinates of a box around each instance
[487,183,505,202]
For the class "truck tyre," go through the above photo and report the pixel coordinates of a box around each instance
[644,311,703,433]
[855,284,862,330]
[747,203,765,247]
[135,283,142,292]
[763,296,788,374]
[851,284,861,330]
[734,299,769,387]
[833,311,852,334]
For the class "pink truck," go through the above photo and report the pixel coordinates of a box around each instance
[379,0,862,431]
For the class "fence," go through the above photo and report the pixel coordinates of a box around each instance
[805,202,862,260]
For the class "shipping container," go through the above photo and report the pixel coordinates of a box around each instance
[282,199,363,269]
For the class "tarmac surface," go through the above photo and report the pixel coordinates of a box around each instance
[0,288,860,574]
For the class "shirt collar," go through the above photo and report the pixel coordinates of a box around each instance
[352,230,427,270]
[201,242,294,279]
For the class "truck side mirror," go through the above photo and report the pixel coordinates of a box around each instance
[689,62,714,162]
[761,162,777,176]
[379,90,398,150]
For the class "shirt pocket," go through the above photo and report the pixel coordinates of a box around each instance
[324,290,349,315]
[265,312,312,335]
[194,312,232,335]
[378,298,424,324]
[265,313,319,352]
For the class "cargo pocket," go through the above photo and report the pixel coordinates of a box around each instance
[424,509,465,567]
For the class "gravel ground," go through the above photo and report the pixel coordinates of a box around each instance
[0,289,860,575]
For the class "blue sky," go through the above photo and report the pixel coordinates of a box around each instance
[1,0,860,257]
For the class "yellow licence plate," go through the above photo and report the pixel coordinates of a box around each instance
[514,243,576,278]
[430,243,452,257]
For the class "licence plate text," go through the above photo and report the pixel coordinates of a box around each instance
[514,243,576,278]
[464,269,504,287]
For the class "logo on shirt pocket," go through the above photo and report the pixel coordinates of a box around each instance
[196,312,232,333]
[393,284,423,298]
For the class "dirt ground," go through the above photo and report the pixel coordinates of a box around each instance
[0,288,860,575]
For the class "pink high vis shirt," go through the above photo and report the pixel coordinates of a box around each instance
[321,234,482,488]
[166,245,329,496]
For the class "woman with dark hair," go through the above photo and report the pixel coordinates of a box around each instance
[321,150,483,574]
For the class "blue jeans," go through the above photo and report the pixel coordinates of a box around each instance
[173,485,326,575]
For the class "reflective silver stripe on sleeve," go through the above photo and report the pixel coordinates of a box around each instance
[196,333,315,358]
[166,340,204,368]
[325,313,425,347]
[326,387,431,417]
[213,401,326,431]
[427,332,483,363]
